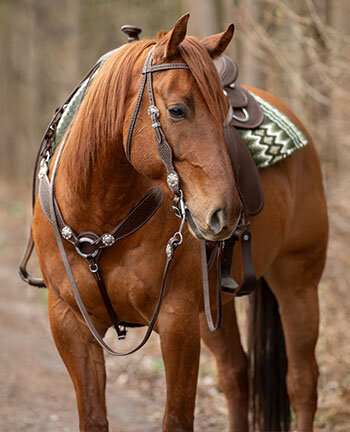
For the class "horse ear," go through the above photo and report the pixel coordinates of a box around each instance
[165,13,190,59]
[201,24,235,59]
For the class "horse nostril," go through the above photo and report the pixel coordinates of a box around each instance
[208,208,224,235]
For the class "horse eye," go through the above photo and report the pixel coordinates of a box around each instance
[168,107,186,119]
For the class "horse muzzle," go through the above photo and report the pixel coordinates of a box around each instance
[185,205,241,241]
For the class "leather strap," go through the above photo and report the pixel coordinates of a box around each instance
[224,124,264,217]
[19,61,103,288]
[18,227,46,288]
[126,47,190,197]
[200,240,223,332]
[125,70,147,162]
[220,234,239,294]
[46,108,182,355]
[20,44,191,355]
[38,173,164,256]
[235,229,258,296]
[21,43,262,345]
[89,258,127,339]
[219,218,258,297]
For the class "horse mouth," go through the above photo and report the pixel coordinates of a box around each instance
[185,208,237,241]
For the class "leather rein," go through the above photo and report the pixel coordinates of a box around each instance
[19,46,227,355]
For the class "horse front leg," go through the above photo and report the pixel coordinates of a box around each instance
[157,301,201,432]
[48,286,109,432]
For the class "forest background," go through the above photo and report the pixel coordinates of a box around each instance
[0,1,349,431]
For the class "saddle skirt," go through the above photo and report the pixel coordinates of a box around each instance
[214,54,264,217]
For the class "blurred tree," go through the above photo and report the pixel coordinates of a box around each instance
[183,0,218,38]
[0,0,182,184]
[0,0,349,185]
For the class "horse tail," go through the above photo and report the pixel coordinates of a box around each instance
[248,278,291,431]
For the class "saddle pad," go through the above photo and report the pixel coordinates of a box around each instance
[53,48,120,152]
[237,93,308,169]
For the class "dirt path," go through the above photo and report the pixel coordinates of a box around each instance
[0,181,349,431]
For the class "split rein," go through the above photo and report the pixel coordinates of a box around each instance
[19,47,224,356]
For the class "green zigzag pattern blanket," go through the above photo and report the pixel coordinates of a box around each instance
[237,93,308,168]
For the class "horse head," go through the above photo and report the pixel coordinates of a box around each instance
[124,14,242,241]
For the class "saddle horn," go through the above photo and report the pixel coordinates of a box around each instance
[121,25,142,43]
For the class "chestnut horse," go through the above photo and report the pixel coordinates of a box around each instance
[32,14,328,432]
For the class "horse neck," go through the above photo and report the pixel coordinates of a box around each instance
[55,135,145,233]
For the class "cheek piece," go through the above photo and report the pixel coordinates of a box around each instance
[125,47,191,251]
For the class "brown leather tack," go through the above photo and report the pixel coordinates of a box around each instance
[215,53,264,130]
[224,124,264,217]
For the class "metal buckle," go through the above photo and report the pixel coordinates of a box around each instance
[167,189,187,255]
[75,237,99,259]
[89,262,99,273]
[232,107,249,123]
[172,189,187,219]
[117,325,127,340]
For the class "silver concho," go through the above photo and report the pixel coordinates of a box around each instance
[102,233,115,247]
[167,172,179,189]
[38,162,48,179]
[61,226,73,240]
[166,243,173,258]
[148,105,160,117]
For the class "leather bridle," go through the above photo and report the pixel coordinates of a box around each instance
[126,47,225,332]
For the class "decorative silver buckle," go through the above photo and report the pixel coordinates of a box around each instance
[148,105,161,128]
[167,172,179,189]
[38,159,48,179]
[148,105,159,117]
[61,226,73,240]
[101,233,115,247]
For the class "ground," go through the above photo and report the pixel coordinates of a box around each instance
[0,175,349,432]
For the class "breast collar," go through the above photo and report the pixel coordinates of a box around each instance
[35,47,192,356]
[19,45,228,357]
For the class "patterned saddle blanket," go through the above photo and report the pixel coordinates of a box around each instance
[238,93,308,169]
